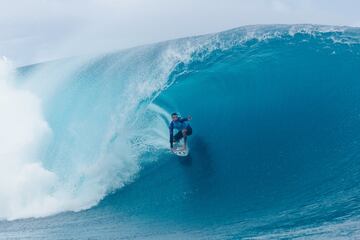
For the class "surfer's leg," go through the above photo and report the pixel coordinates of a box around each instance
[182,129,188,150]
[173,131,183,143]
[183,127,192,150]
[186,126,192,136]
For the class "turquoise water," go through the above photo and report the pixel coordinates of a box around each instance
[1,25,360,239]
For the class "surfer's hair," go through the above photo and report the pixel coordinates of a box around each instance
[171,112,178,116]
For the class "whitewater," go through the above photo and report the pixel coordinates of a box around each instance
[0,25,360,239]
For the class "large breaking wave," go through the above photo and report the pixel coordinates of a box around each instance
[1,24,360,238]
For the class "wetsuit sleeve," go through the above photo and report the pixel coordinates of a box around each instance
[179,117,189,123]
[169,122,174,148]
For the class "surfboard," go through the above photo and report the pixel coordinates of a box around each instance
[172,140,189,157]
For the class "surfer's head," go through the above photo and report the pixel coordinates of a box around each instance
[171,112,178,121]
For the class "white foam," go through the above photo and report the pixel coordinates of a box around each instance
[0,58,59,220]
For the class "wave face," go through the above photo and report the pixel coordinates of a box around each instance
[1,25,360,239]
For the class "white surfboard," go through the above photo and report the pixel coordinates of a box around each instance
[172,140,189,157]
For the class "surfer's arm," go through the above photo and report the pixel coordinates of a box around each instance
[179,116,191,122]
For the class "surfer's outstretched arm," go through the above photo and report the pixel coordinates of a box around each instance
[179,116,192,122]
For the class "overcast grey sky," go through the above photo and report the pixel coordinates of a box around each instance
[1,0,359,66]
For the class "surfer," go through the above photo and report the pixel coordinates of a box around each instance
[169,113,192,151]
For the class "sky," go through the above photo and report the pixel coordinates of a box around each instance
[0,0,359,66]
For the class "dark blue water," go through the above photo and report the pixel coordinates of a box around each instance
[1,25,360,239]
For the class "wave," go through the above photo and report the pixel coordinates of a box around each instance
[1,24,360,238]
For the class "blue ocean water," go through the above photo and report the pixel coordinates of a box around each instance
[1,25,360,239]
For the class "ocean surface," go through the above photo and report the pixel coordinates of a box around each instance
[1,25,360,239]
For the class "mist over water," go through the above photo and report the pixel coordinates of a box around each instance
[0,59,55,219]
